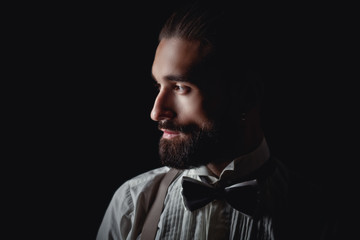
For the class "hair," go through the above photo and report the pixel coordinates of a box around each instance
[159,2,222,44]
[158,1,265,111]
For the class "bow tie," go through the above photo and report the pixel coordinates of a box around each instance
[181,176,259,217]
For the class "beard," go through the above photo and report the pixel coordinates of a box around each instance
[158,120,222,169]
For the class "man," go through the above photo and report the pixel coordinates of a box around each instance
[97,2,332,239]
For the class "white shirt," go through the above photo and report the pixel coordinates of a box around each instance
[97,139,279,240]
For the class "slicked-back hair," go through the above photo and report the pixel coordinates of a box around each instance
[158,1,265,111]
[159,2,222,45]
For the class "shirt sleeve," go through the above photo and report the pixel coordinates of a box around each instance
[96,181,134,240]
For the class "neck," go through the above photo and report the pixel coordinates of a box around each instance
[207,107,264,177]
[207,161,232,177]
[206,135,264,177]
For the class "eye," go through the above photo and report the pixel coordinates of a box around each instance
[174,84,190,94]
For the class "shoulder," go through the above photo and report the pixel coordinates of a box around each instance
[271,157,330,239]
[122,167,171,188]
[97,167,171,240]
[270,157,324,211]
[113,166,171,203]
[100,166,172,221]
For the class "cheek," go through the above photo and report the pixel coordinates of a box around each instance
[203,91,230,121]
[176,95,209,124]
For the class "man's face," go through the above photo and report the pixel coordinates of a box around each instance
[151,38,225,169]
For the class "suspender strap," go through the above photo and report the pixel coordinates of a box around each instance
[141,168,181,240]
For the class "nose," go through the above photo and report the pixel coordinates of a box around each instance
[150,90,175,121]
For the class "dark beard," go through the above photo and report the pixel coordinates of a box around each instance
[158,120,219,169]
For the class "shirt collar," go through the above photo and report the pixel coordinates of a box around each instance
[188,138,270,184]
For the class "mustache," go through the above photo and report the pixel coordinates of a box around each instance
[158,120,200,134]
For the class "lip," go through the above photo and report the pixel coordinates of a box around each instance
[161,129,181,139]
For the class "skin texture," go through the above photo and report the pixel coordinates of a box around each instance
[151,38,211,135]
[151,37,264,176]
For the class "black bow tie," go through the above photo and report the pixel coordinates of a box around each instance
[181,176,259,217]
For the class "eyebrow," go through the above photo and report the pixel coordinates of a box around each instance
[151,73,190,83]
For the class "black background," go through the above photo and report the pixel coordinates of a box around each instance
[8,1,356,239]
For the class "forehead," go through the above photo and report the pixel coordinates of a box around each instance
[152,38,211,80]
